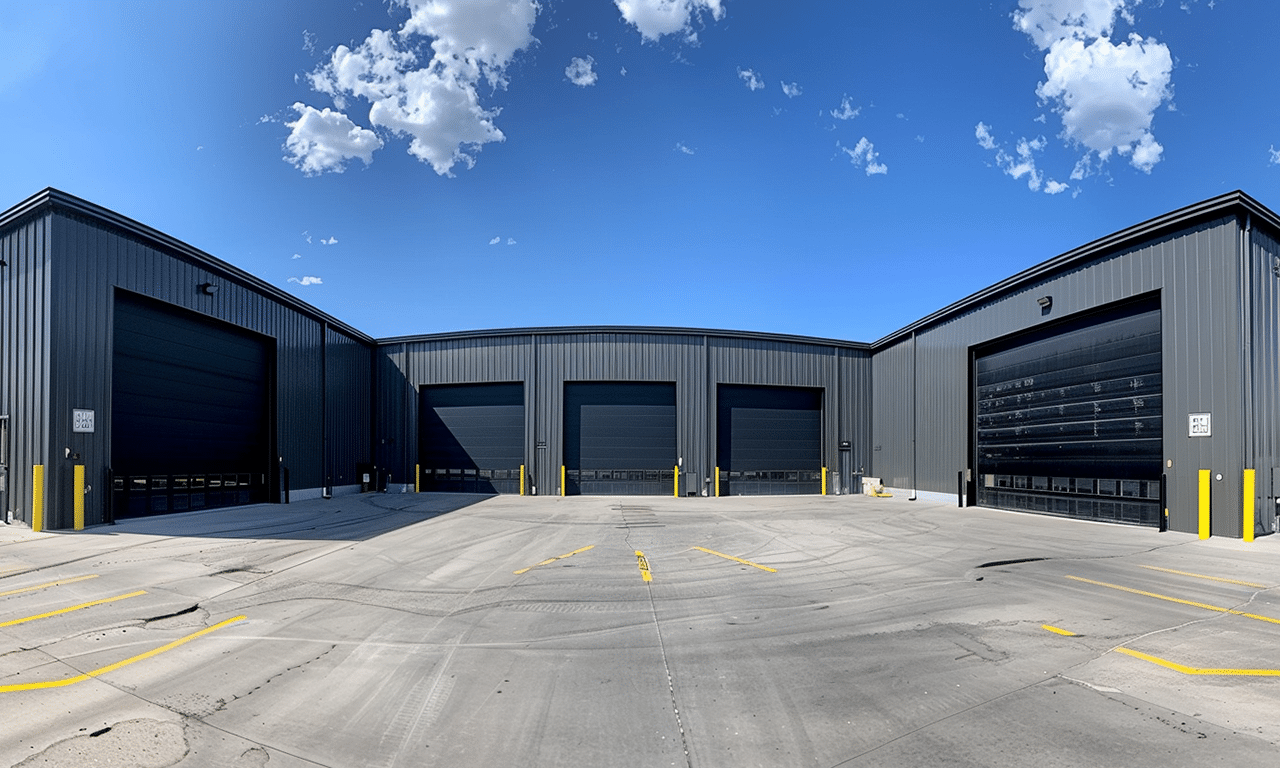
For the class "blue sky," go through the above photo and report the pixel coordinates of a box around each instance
[3,0,1277,341]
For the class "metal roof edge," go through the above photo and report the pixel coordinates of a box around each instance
[868,190,1279,350]
[0,188,375,345]
[376,325,873,351]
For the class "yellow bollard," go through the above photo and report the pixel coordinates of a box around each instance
[32,465,44,533]
[1198,469,1211,540]
[561,465,566,497]
[674,466,679,498]
[415,464,420,494]
[821,467,827,496]
[520,464,525,496]
[74,465,85,530]
[715,466,720,498]
[1243,469,1256,542]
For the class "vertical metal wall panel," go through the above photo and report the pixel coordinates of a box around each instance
[326,326,372,489]
[874,217,1245,535]
[9,198,375,527]
[0,213,52,525]
[1248,227,1280,534]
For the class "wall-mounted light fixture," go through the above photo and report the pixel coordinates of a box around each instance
[1036,295,1052,314]
[199,282,219,295]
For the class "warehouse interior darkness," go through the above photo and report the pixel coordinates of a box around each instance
[2,188,1278,539]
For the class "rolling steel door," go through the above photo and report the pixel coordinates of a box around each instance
[563,382,676,495]
[717,384,823,495]
[111,293,272,517]
[974,298,1162,525]
[418,383,524,493]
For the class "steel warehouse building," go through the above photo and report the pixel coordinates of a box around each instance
[2,188,1278,539]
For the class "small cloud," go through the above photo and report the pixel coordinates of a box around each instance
[896,113,906,120]
[781,81,802,98]
[1034,113,1047,124]
[292,253,303,259]
[303,30,317,53]
[565,56,598,87]
[675,142,695,155]
[287,276,324,286]
[1045,180,1070,194]
[976,122,1067,195]
[838,138,887,176]
[506,238,517,246]
[282,103,382,176]
[587,31,599,40]
[737,67,764,91]
[321,236,338,245]
[1270,146,1280,165]
[975,122,998,151]
[621,66,627,76]
[615,0,725,43]
[915,135,924,143]
[489,236,502,245]
[830,95,860,120]
[302,231,312,244]
[196,145,204,151]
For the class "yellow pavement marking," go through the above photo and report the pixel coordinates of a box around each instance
[691,546,777,573]
[1042,624,1078,636]
[635,551,652,583]
[1065,575,1280,626]
[0,615,248,693]
[0,575,99,599]
[1137,565,1269,589]
[0,591,147,628]
[513,545,594,575]
[1115,647,1280,677]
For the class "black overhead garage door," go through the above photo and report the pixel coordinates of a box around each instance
[563,382,676,495]
[717,384,823,495]
[418,383,524,493]
[974,297,1162,526]
[112,292,273,517]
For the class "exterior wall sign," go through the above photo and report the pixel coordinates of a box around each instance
[72,409,95,433]
[1188,412,1211,438]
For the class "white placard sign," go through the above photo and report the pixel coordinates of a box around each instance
[73,409,95,433]
[1188,412,1211,438]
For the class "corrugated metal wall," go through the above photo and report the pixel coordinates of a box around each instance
[0,212,52,525]
[1247,225,1280,536]
[871,217,1250,534]
[19,207,375,527]
[378,331,873,497]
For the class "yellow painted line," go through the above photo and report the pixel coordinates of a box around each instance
[513,545,594,575]
[1137,565,1269,589]
[0,591,147,628]
[636,551,652,582]
[691,546,777,573]
[0,614,248,693]
[1042,624,1078,636]
[1115,647,1280,677]
[0,574,99,599]
[1066,575,1280,626]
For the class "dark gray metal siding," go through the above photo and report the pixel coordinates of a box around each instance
[15,203,375,528]
[0,213,52,525]
[1246,225,1280,536]
[871,218,1247,535]
[377,330,872,497]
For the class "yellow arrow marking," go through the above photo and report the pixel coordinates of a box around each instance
[0,591,147,628]
[514,545,595,575]
[691,546,777,573]
[636,551,652,582]
[0,615,248,693]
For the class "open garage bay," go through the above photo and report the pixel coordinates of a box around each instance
[1,494,1277,767]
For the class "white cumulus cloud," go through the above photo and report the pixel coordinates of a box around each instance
[506,237,517,245]
[974,122,1070,195]
[321,236,338,245]
[288,276,324,286]
[566,56,598,87]
[781,81,802,98]
[830,95,860,120]
[675,142,695,155]
[838,138,887,176]
[489,236,501,245]
[292,253,302,259]
[292,0,539,177]
[283,104,382,175]
[1270,146,1280,166]
[737,67,764,91]
[614,0,724,42]
[1014,0,1173,175]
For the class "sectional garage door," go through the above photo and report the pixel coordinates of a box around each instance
[112,292,273,517]
[418,383,524,493]
[974,298,1162,526]
[563,382,676,495]
[717,384,823,495]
